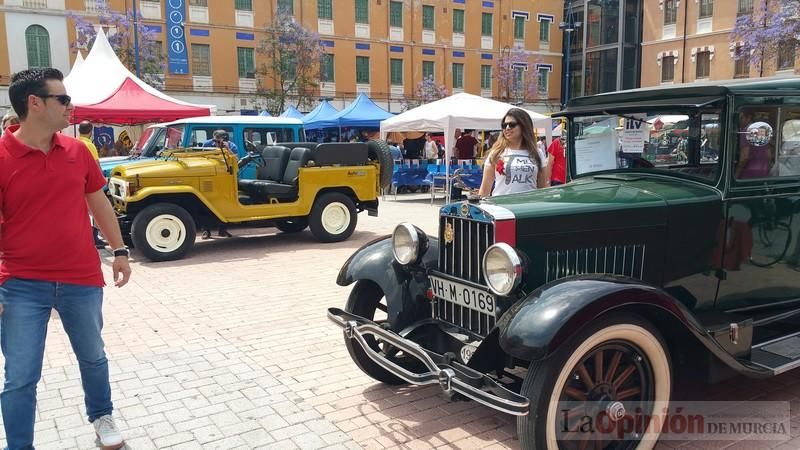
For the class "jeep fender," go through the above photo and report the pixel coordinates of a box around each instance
[127,186,224,221]
[497,276,769,377]
[337,236,439,331]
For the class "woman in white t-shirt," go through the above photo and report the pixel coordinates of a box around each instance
[424,133,438,160]
[478,108,550,197]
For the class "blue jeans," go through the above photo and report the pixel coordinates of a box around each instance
[0,278,112,450]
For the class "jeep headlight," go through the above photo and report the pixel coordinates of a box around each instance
[392,223,427,265]
[482,243,523,296]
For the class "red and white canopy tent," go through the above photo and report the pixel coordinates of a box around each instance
[64,29,212,125]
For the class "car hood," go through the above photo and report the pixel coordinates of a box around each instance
[100,156,151,176]
[111,157,219,178]
[485,173,721,234]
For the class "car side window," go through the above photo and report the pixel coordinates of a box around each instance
[778,110,800,177]
[189,127,233,147]
[734,106,779,180]
[242,127,295,153]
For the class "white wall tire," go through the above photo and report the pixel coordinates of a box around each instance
[131,203,197,262]
[310,192,358,243]
[517,314,671,450]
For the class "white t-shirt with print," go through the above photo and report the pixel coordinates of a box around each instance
[491,148,548,196]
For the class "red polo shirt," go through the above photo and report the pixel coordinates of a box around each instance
[0,125,107,286]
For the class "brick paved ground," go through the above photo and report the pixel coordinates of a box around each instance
[1,193,799,450]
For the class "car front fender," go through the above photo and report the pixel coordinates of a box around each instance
[497,276,770,377]
[337,235,439,330]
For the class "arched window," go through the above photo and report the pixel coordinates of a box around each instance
[25,25,51,68]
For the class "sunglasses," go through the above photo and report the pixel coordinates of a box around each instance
[37,94,72,106]
[501,121,518,130]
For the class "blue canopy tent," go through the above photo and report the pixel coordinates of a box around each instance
[302,100,339,126]
[304,93,393,131]
[279,105,305,120]
[258,110,272,117]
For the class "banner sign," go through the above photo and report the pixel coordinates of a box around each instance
[166,0,189,74]
[93,126,114,149]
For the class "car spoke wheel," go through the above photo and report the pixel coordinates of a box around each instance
[310,192,357,243]
[131,203,197,262]
[517,314,671,450]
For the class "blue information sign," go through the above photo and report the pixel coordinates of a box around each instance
[166,0,189,74]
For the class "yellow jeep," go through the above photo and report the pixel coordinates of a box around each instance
[108,141,392,261]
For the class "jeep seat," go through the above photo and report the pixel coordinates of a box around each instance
[238,145,291,193]
[258,147,312,200]
[311,143,367,166]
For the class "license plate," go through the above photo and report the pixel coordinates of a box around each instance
[429,275,496,315]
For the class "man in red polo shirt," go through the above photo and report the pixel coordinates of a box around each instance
[548,134,566,186]
[0,68,131,450]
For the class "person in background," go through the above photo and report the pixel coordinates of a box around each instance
[1,111,19,134]
[201,130,235,239]
[0,67,131,450]
[455,130,478,160]
[478,108,549,197]
[547,134,566,186]
[388,141,402,161]
[78,120,106,248]
[424,133,438,161]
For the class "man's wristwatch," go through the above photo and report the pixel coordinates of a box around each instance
[112,247,130,258]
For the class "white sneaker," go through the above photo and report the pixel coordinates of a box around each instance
[93,414,124,450]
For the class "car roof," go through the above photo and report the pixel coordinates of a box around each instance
[148,116,304,128]
[560,78,800,115]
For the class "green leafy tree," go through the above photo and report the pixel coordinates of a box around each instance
[257,12,325,115]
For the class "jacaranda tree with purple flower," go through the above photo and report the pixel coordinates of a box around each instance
[401,76,448,111]
[69,0,164,87]
[731,0,800,72]
[257,12,325,115]
[495,47,544,104]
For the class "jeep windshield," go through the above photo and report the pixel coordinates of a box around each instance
[570,110,722,182]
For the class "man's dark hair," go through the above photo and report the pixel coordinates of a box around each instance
[78,120,93,135]
[8,68,64,120]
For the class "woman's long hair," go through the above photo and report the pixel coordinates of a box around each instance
[486,108,541,169]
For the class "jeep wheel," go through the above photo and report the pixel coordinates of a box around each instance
[131,203,197,262]
[517,314,671,450]
[275,217,308,233]
[344,281,406,385]
[367,140,394,191]
[309,192,357,243]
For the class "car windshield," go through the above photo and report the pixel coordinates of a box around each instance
[571,110,722,182]
[131,128,156,157]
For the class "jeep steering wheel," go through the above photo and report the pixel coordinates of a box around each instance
[238,151,265,169]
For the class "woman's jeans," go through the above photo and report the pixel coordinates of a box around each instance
[0,278,112,450]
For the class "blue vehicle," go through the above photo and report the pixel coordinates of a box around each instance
[100,116,306,180]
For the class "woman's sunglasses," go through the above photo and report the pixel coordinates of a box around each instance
[37,94,72,106]
[501,121,518,130]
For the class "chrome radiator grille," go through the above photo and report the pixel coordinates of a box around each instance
[432,298,497,337]
[435,216,496,337]
[545,245,646,283]
[438,216,495,285]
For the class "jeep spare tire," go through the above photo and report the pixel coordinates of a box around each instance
[309,192,357,243]
[367,140,394,190]
[131,203,197,262]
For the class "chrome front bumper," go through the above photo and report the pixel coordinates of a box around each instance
[327,307,529,416]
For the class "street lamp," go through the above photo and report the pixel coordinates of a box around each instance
[559,1,582,109]
[132,0,140,78]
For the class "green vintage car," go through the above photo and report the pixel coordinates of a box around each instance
[328,78,800,449]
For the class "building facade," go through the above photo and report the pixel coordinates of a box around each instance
[561,0,643,104]
[0,0,564,114]
[640,0,798,88]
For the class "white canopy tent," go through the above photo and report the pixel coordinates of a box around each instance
[63,28,213,111]
[380,93,554,199]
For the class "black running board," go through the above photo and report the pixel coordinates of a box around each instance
[750,331,800,375]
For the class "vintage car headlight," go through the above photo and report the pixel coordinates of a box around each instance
[482,243,523,296]
[392,223,427,265]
